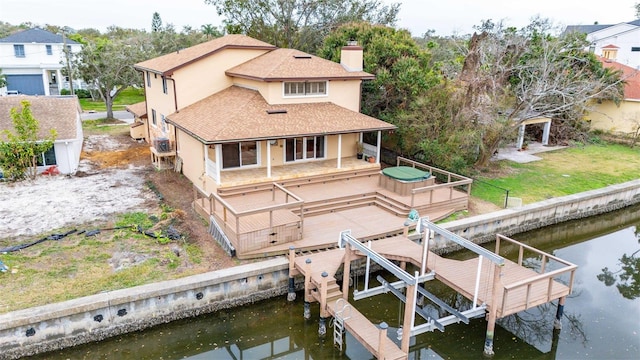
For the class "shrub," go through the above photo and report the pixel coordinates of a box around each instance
[74,89,91,98]
[60,89,71,95]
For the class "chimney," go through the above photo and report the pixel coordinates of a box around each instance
[340,40,363,72]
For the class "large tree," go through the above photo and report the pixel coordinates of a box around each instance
[458,19,624,166]
[318,23,440,124]
[205,0,400,53]
[73,37,151,119]
[0,100,57,180]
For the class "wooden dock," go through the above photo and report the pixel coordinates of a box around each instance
[289,228,577,359]
[292,248,407,359]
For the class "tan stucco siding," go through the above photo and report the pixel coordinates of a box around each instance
[264,140,285,167]
[326,133,359,159]
[589,101,640,134]
[143,72,175,143]
[263,80,362,110]
[232,78,269,96]
[177,129,205,191]
[172,49,270,109]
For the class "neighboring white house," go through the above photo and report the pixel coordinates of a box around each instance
[0,95,83,175]
[566,19,640,69]
[0,28,83,96]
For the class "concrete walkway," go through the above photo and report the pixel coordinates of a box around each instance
[80,111,134,123]
[492,142,567,164]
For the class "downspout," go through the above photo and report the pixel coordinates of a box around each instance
[141,71,151,144]
[167,77,178,113]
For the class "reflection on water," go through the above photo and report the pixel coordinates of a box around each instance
[36,205,640,360]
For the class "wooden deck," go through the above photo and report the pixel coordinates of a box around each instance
[197,165,471,258]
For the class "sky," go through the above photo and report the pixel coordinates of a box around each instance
[0,0,638,37]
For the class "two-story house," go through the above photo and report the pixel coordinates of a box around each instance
[0,28,82,96]
[133,34,395,194]
[566,20,640,69]
[132,34,471,258]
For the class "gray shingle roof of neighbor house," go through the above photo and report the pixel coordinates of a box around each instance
[0,95,81,140]
[166,86,396,143]
[0,28,80,44]
[564,19,640,34]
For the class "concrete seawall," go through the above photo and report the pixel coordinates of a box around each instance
[0,258,290,360]
[1,179,639,359]
[437,179,640,247]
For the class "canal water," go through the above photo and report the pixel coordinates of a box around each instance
[38,204,640,359]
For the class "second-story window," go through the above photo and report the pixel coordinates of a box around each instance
[14,44,25,57]
[162,77,168,94]
[46,45,52,55]
[283,81,327,97]
[151,109,157,127]
[146,72,151,87]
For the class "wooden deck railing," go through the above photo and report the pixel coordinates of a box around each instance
[396,157,473,207]
[494,234,577,315]
[211,183,304,233]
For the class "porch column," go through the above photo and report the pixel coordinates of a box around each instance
[215,144,222,185]
[56,69,63,95]
[337,134,342,169]
[267,140,272,178]
[516,124,526,150]
[41,69,50,96]
[542,120,551,146]
[376,130,381,164]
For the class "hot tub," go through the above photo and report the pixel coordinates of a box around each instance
[379,166,434,196]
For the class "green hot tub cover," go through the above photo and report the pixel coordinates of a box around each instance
[382,166,431,181]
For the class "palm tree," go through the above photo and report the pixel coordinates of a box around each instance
[201,24,217,40]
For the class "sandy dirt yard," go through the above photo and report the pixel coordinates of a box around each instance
[0,134,156,240]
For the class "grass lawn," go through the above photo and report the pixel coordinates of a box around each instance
[78,87,144,112]
[0,212,204,312]
[472,143,640,207]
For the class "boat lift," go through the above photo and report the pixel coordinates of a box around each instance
[338,217,507,355]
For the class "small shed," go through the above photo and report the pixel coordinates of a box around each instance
[516,115,552,150]
[0,95,83,175]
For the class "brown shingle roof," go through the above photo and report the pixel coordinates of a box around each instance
[226,48,374,81]
[125,101,147,119]
[0,96,80,141]
[134,34,276,75]
[166,86,395,143]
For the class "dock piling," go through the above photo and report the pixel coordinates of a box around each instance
[554,297,565,330]
[287,246,296,301]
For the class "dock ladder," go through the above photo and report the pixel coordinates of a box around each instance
[333,298,352,351]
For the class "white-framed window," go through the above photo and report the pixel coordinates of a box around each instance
[221,141,259,169]
[36,146,57,167]
[285,136,325,162]
[14,44,25,57]
[161,114,167,133]
[162,77,168,94]
[45,45,52,55]
[146,72,151,87]
[283,81,327,97]
[151,109,157,127]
